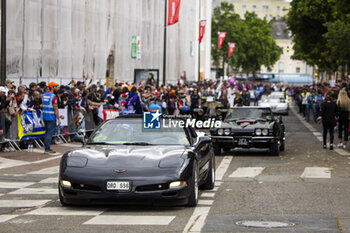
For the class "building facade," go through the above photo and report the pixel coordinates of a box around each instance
[5,0,212,86]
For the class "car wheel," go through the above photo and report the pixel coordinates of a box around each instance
[213,143,222,155]
[279,140,285,152]
[59,187,70,206]
[200,154,215,189]
[188,161,199,207]
[223,147,231,152]
[270,142,280,156]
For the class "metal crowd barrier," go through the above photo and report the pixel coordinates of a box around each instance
[0,109,101,152]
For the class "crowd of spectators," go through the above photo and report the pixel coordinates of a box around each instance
[1,73,349,151]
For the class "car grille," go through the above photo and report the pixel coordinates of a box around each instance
[136,183,169,192]
[72,183,101,191]
[233,132,253,136]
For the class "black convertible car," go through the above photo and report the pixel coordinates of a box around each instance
[210,107,285,156]
[59,115,215,206]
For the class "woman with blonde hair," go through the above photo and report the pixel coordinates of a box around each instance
[337,88,350,148]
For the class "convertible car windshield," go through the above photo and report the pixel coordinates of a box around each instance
[226,108,273,121]
[89,119,190,145]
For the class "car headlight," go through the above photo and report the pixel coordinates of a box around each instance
[198,109,204,116]
[255,129,262,136]
[224,128,231,135]
[60,180,71,188]
[262,129,269,136]
[217,129,224,136]
[216,109,222,116]
[66,156,88,168]
[169,181,187,188]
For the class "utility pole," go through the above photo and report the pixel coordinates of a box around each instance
[198,0,201,82]
[1,0,6,84]
[162,0,167,85]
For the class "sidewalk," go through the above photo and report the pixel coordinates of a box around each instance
[0,143,81,174]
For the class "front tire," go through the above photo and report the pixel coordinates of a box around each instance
[270,142,280,156]
[213,143,222,155]
[59,187,69,206]
[188,161,199,207]
[200,154,215,189]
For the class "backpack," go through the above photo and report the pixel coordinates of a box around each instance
[127,95,138,114]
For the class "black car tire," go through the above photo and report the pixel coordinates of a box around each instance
[59,187,70,206]
[270,142,280,156]
[213,143,222,155]
[223,147,231,152]
[279,140,285,152]
[188,161,199,207]
[200,153,215,189]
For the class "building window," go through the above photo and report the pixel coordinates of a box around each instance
[269,15,273,19]
[278,62,284,73]
[262,5,269,9]
[276,15,280,20]
[296,62,301,73]
[242,5,246,9]
[276,6,280,11]
[252,5,256,9]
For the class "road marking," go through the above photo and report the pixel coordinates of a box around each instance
[25,207,106,216]
[39,177,58,183]
[200,192,215,198]
[198,200,214,205]
[0,200,51,208]
[229,167,265,178]
[0,215,19,223]
[215,156,232,181]
[28,166,59,175]
[9,188,58,195]
[313,132,322,136]
[183,207,211,232]
[60,143,81,148]
[0,182,35,189]
[0,157,28,169]
[317,136,323,142]
[214,181,223,186]
[334,149,350,156]
[208,187,218,192]
[83,215,175,225]
[300,167,331,179]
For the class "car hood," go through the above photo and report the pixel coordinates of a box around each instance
[220,119,273,129]
[66,145,188,169]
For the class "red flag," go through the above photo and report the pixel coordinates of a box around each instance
[228,43,236,58]
[199,20,207,43]
[218,32,226,51]
[168,0,181,26]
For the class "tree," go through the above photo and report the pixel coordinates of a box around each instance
[286,0,337,73]
[211,3,282,78]
[211,2,240,74]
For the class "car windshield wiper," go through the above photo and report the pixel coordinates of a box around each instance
[122,142,154,146]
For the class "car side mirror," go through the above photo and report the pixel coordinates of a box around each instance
[194,136,211,152]
[73,135,86,146]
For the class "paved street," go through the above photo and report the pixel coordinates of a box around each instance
[0,107,349,233]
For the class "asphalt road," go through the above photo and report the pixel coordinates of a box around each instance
[0,106,349,233]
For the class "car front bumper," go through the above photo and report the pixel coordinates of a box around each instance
[59,176,191,206]
[212,135,280,149]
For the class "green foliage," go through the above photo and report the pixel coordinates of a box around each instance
[287,0,350,72]
[211,2,282,77]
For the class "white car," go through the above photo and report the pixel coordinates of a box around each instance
[270,91,291,103]
[259,97,289,115]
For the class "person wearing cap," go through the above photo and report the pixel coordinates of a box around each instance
[42,82,61,154]
[119,93,128,116]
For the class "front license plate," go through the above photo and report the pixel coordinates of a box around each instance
[106,181,130,191]
[238,138,248,146]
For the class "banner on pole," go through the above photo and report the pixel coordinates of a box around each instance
[131,36,137,59]
[218,32,226,51]
[228,43,236,58]
[168,0,181,26]
[199,20,207,43]
[137,36,141,59]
